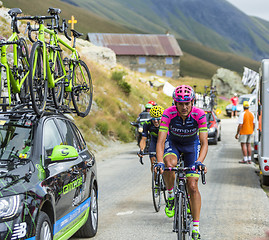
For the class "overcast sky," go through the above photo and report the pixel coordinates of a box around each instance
[226,0,269,21]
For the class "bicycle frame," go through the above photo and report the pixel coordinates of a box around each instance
[0,32,29,104]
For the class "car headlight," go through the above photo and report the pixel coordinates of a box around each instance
[208,127,216,133]
[0,195,22,220]
[138,127,143,133]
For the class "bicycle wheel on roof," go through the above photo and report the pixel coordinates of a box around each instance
[29,41,48,116]
[71,60,93,117]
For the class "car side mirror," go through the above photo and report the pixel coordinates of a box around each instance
[47,145,78,163]
[217,119,221,123]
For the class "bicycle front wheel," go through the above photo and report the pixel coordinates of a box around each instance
[71,60,93,117]
[152,170,161,212]
[160,175,168,204]
[29,41,47,116]
[177,192,184,240]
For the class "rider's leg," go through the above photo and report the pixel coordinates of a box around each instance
[163,154,177,190]
[187,177,201,221]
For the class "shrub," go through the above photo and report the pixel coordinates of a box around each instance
[96,122,109,136]
[111,71,131,95]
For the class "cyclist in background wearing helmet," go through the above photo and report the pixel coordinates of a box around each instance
[138,106,164,172]
[148,100,157,106]
[156,85,208,240]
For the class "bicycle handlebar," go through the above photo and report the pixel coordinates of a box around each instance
[137,151,156,165]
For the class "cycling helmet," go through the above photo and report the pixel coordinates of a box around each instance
[173,85,195,103]
[150,106,164,118]
[148,101,157,106]
[145,103,153,109]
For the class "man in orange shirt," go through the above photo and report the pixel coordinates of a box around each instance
[235,101,255,164]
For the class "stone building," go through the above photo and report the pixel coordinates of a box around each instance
[87,33,183,79]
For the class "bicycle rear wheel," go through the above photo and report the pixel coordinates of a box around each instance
[29,41,47,116]
[71,60,93,117]
[51,53,64,108]
[17,38,30,104]
[152,170,161,212]
[160,175,168,204]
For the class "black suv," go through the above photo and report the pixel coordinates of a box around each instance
[0,110,98,239]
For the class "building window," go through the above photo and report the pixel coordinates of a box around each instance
[166,70,173,78]
[138,57,146,64]
[156,70,163,76]
[138,68,146,73]
[166,57,173,64]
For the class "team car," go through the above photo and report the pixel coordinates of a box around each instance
[0,110,98,239]
[205,109,221,145]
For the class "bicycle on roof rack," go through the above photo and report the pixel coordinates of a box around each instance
[26,8,93,117]
[0,8,31,112]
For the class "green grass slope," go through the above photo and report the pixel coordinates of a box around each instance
[3,0,136,35]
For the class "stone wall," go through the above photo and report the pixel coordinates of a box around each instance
[116,55,180,79]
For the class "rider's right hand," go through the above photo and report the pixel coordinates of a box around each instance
[155,162,165,174]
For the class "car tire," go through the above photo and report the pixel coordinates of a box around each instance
[74,185,98,238]
[213,135,218,145]
[218,131,221,141]
[35,211,53,240]
[261,175,269,186]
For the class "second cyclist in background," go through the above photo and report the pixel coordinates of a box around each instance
[138,105,164,172]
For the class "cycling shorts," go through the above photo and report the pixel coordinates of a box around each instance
[148,137,157,158]
[163,136,201,177]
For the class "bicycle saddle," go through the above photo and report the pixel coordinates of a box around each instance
[8,8,22,17]
[48,8,61,15]
[71,29,83,38]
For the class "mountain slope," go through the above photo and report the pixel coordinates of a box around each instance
[60,0,269,60]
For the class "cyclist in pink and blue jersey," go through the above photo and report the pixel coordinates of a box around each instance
[156,85,208,240]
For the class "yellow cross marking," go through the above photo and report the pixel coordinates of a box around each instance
[68,15,77,45]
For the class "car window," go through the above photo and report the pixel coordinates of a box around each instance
[43,119,63,157]
[206,112,214,122]
[239,97,250,104]
[55,119,81,152]
[0,120,33,160]
[70,122,86,151]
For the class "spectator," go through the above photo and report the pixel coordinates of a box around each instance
[230,93,239,118]
[235,101,255,164]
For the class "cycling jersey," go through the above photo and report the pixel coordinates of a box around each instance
[159,106,207,145]
[160,105,207,177]
[142,120,159,139]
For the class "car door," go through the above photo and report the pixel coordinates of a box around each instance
[42,118,78,238]
[54,118,92,213]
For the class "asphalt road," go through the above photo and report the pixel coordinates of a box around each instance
[72,118,269,240]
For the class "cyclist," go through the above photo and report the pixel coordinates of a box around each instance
[148,100,157,106]
[138,105,164,172]
[155,85,208,240]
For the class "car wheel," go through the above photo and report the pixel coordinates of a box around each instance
[75,185,98,237]
[218,131,221,141]
[261,175,269,186]
[35,211,53,240]
[213,135,218,145]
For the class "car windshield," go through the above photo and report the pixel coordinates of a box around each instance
[205,112,214,122]
[0,119,33,160]
[139,112,151,121]
[238,97,250,104]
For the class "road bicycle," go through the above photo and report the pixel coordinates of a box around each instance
[0,8,30,111]
[161,154,206,240]
[139,151,167,212]
[26,8,93,117]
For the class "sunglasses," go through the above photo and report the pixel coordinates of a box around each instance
[152,117,161,121]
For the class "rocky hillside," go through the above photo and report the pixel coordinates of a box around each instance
[61,0,269,61]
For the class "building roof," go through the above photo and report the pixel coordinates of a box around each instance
[87,33,183,57]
